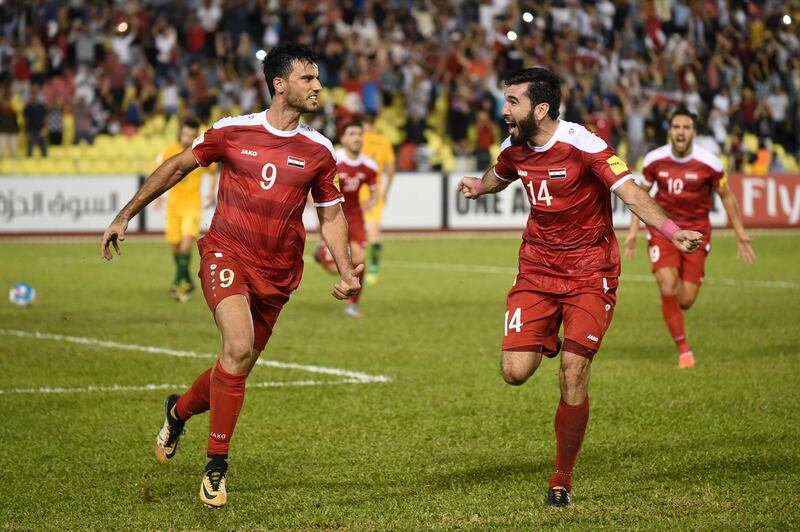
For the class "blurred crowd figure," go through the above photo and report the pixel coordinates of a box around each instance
[0,0,797,173]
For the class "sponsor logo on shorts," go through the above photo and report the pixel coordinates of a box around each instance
[587,334,599,343]
[287,156,306,168]
[241,148,258,157]
[548,168,567,179]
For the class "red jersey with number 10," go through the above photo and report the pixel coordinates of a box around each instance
[642,144,725,228]
[192,111,343,292]
[493,120,634,282]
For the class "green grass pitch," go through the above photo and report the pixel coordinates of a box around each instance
[1,232,798,529]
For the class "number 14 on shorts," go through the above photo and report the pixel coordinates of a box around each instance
[505,307,523,335]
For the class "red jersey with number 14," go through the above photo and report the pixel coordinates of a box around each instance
[493,120,634,283]
[642,144,724,228]
[192,111,343,292]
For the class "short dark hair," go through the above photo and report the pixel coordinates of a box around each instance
[669,107,698,129]
[182,116,200,130]
[362,112,378,124]
[503,67,561,120]
[341,120,363,133]
[262,42,318,98]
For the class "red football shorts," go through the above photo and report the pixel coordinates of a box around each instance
[646,227,711,285]
[502,274,618,359]
[198,252,290,352]
[345,213,367,246]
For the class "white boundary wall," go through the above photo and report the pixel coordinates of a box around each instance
[0,172,749,234]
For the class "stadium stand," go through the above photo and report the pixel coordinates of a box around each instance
[0,0,798,175]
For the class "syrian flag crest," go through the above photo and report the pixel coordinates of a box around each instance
[548,168,567,179]
[287,156,306,169]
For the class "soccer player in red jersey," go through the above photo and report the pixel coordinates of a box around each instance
[625,109,755,368]
[100,43,363,509]
[314,121,378,317]
[458,68,703,507]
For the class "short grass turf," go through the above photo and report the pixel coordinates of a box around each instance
[1,232,798,530]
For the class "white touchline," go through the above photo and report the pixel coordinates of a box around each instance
[0,329,392,395]
[0,379,371,396]
[385,260,800,290]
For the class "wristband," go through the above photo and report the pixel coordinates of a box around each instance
[473,178,485,195]
[659,219,680,240]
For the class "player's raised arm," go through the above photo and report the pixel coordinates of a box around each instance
[317,203,363,299]
[100,147,200,260]
[715,179,756,263]
[458,165,513,199]
[613,179,703,254]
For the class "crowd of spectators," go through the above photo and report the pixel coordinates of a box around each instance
[0,0,798,174]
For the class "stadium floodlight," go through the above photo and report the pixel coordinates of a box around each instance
[256,49,267,61]
[522,12,534,23]
[783,14,791,25]
[507,30,518,41]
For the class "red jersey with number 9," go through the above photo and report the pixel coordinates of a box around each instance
[191,111,343,292]
[641,144,725,228]
[493,120,634,283]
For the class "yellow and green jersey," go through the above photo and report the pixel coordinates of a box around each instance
[156,143,214,212]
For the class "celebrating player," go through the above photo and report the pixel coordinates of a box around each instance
[625,108,755,368]
[458,68,702,507]
[153,117,217,302]
[315,121,379,317]
[359,112,396,285]
[100,43,362,509]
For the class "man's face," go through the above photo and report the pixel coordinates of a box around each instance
[281,60,322,112]
[340,125,363,153]
[669,115,695,154]
[502,83,540,145]
[180,126,198,148]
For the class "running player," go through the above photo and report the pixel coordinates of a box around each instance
[359,112,395,284]
[153,116,217,302]
[458,68,702,507]
[625,108,755,368]
[100,43,362,509]
[315,121,378,317]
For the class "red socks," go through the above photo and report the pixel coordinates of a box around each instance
[661,294,691,354]
[549,396,590,490]
[347,267,365,305]
[207,360,248,456]
[175,368,212,420]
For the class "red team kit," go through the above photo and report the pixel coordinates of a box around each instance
[191,111,343,350]
[493,120,634,359]
[641,144,725,285]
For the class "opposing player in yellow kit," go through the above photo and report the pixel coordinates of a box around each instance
[155,117,218,302]
[358,112,395,285]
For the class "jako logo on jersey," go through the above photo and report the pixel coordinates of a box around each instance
[587,334,599,343]
[517,169,528,176]
[548,168,567,179]
[685,173,698,180]
[287,156,306,168]
[240,148,258,157]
